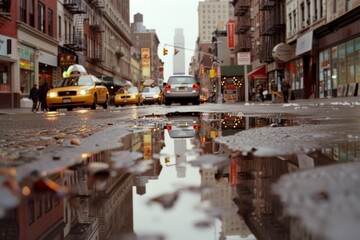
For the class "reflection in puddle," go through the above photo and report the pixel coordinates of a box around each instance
[0,112,359,239]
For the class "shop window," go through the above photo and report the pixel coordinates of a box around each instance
[331,46,338,89]
[338,43,346,85]
[355,37,360,82]
[0,64,11,92]
[346,40,355,83]
[36,197,42,218]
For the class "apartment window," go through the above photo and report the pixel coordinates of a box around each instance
[20,0,26,23]
[289,14,292,31]
[38,2,45,33]
[320,0,324,18]
[58,16,62,40]
[48,9,53,37]
[306,0,311,24]
[44,194,52,213]
[293,11,297,29]
[300,3,305,24]
[65,20,68,42]
[36,198,42,218]
[29,0,35,27]
[27,198,35,225]
[333,0,337,13]
[314,0,318,20]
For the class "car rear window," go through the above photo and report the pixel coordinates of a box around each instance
[168,76,195,84]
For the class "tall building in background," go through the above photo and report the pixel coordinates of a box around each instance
[198,0,234,44]
[173,28,185,75]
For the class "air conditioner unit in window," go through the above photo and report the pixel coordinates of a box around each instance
[255,22,259,27]
[250,27,255,31]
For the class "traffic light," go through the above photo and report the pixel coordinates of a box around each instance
[201,68,205,75]
[163,48,168,56]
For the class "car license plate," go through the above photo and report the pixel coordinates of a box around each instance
[63,98,71,103]
[123,100,128,102]
[178,87,185,91]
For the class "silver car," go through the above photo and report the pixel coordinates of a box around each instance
[163,75,200,106]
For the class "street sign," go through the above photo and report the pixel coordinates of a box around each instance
[237,52,251,66]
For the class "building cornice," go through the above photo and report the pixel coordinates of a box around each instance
[16,21,59,46]
[102,13,132,45]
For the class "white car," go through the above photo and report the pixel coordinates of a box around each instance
[163,75,200,106]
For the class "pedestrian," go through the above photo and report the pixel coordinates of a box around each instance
[259,85,265,102]
[29,84,39,112]
[281,78,291,103]
[39,81,50,111]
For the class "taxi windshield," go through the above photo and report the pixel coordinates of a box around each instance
[60,76,93,87]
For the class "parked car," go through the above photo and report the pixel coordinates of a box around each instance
[46,65,109,111]
[141,86,162,105]
[163,75,200,106]
[114,86,143,107]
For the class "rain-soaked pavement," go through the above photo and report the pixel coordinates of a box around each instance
[0,101,360,240]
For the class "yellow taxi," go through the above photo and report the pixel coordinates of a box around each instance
[47,65,109,111]
[114,86,143,107]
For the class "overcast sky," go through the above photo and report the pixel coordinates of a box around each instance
[130,0,200,81]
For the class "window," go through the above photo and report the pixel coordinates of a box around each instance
[27,198,35,225]
[58,16,62,40]
[20,0,26,23]
[29,0,35,27]
[48,9,53,36]
[44,194,52,213]
[333,0,337,13]
[319,0,324,18]
[338,43,346,85]
[38,2,45,33]
[36,197,42,218]
[347,40,355,83]
[355,37,360,82]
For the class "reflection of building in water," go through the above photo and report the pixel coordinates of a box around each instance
[1,173,65,240]
[64,151,135,240]
[200,113,222,154]
[127,129,163,195]
[200,156,252,239]
[233,153,291,239]
[174,139,187,178]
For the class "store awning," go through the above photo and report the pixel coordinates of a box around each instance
[220,65,252,77]
[247,65,266,80]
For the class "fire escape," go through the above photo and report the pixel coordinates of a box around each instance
[259,0,286,63]
[63,0,87,51]
[233,0,251,52]
[88,0,104,64]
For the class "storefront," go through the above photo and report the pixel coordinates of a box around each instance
[284,31,316,99]
[316,7,360,98]
[19,44,35,95]
[318,34,360,98]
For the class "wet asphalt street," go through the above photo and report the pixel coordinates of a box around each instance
[0,97,360,240]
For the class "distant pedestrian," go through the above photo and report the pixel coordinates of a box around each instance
[39,81,50,111]
[259,85,265,102]
[281,78,291,103]
[29,84,39,112]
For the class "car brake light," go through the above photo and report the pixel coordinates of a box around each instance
[192,84,199,90]
[165,84,171,90]
[165,125,172,130]
[193,124,200,130]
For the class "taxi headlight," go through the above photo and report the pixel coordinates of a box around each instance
[49,92,57,98]
[153,94,160,99]
[79,90,89,95]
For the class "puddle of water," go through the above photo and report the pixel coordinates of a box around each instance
[0,112,359,240]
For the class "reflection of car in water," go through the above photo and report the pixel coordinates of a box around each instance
[114,86,143,107]
[164,112,200,138]
[46,65,109,111]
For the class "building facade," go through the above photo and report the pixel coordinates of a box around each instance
[198,0,234,44]
[0,0,132,109]
[131,13,163,87]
